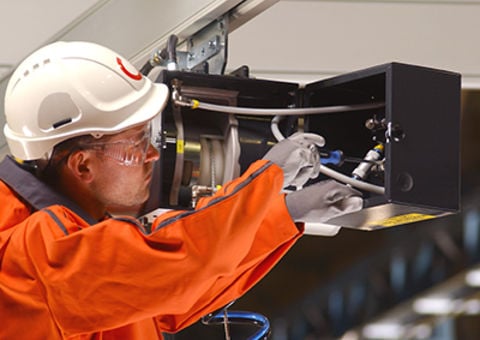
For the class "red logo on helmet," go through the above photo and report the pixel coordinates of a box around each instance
[116,57,142,81]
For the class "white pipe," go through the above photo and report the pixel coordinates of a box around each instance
[270,115,285,142]
[181,99,384,116]
[177,96,386,194]
[319,164,385,194]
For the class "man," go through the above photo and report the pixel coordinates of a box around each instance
[0,41,361,338]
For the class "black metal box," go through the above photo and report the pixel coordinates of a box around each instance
[303,62,461,229]
[152,62,461,230]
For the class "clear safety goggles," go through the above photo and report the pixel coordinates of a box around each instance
[83,124,156,166]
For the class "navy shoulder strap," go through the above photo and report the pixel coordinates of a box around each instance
[0,156,98,225]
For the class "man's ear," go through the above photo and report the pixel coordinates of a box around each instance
[65,151,94,183]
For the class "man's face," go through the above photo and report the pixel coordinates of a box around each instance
[88,123,159,212]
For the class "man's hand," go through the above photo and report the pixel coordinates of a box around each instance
[263,133,325,189]
[285,180,363,224]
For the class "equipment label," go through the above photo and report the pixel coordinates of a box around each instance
[370,213,436,227]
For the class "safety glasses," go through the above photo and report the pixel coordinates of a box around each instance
[82,124,155,166]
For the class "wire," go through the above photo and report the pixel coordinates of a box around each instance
[177,98,384,116]
[319,164,385,194]
[175,95,385,194]
[197,100,384,115]
[343,156,383,165]
[139,62,154,76]
[269,114,384,194]
[271,115,285,141]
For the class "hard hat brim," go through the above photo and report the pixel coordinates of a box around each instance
[4,82,170,161]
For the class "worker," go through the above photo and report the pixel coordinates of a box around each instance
[0,41,362,339]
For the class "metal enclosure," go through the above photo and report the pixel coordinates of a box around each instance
[145,62,460,230]
[304,62,461,230]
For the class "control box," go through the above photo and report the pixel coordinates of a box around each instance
[145,62,460,230]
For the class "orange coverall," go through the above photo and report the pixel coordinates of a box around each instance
[0,156,302,339]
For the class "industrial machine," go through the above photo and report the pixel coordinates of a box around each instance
[137,27,460,338]
[142,55,460,233]
[122,5,460,234]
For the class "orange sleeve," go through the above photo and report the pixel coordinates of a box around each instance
[12,160,301,336]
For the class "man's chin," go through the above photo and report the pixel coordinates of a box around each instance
[106,199,147,217]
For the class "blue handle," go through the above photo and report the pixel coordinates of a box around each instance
[205,310,270,340]
[320,149,344,166]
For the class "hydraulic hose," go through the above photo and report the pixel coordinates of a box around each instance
[139,35,177,75]
[173,93,385,194]
[184,99,384,116]
[319,164,385,194]
[166,34,179,70]
[139,62,154,76]
[271,115,285,141]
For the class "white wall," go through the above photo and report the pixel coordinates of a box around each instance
[228,0,480,88]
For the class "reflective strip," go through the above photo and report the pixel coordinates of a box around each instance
[154,161,273,231]
[43,208,69,236]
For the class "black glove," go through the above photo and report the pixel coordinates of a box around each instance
[285,180,363,224]
[263,132,325,189]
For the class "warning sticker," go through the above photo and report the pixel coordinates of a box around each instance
[369,213,436,228]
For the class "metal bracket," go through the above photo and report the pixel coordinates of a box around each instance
[178,16,228,74]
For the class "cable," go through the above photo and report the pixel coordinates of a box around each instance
[175,97,384,116]
[271,115,285,141]
[268,114,384,194]
[166,34,179,70]
[139,62,154,76]
[319,164,385,194]
[139,35,177,76]
[197,100,384,116]
[174,93,385,194]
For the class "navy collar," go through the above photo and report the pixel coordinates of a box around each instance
[0,156,98,225]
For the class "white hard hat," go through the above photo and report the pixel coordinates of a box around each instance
[3,41,169,160]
